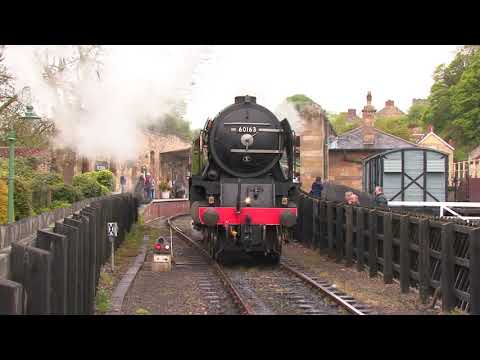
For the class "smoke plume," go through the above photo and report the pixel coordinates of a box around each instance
[4,45,211,161]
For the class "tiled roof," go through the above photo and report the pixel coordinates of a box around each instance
[0,147,49,158]
[417,131,455,151]
[377,106,405,117]
[329,126,418,150]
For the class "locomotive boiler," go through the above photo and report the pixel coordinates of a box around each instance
[189,95,299,263]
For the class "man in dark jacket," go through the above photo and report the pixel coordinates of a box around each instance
[310,177,323,198]
[374,186,388,208]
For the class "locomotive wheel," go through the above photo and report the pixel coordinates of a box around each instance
[265,226,281,265]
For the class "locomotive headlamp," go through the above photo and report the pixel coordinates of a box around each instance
[208,195,215,205]
[281,197,288,206]
[245,197,251,206]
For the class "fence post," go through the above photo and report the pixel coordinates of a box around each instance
[418,219,430,304]
[441,222,455,312]
[327,201,335,258]
[36,230,68,315]
[303,197,313,248]
[336,205,345,263]
[10,243,52,315]
[470,228,480,315]
[399,215,410,293]
[368,209,378,277]
[0,280,23,314]
[318,200,327,250]
[345,206,353,267]
[312,198,319,249]
[356,208,365,272]
[383,212,393,284]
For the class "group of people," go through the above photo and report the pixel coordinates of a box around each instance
[134,173,156,202]
[309,176,388,208]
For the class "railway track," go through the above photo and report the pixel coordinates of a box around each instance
[168,214,371,315]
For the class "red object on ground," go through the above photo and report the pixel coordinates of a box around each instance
[199,207,297,225]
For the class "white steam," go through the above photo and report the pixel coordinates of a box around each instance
[4,45,211,161]
[274,100,304,134]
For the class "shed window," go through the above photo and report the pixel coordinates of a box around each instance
[427,159,445,172]
[384,160,401,172]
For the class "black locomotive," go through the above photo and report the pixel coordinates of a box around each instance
[189,96,299,263]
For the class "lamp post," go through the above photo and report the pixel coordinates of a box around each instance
[6,104,41,223]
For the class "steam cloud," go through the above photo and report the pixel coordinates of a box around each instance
[4,45,212,161]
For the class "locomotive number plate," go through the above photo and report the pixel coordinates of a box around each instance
[238,126,257,133]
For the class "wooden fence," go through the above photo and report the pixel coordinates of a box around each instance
[0,193,139,315]
[296,192,480,314]
[452,159,480,180]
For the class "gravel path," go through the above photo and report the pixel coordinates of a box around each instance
[120,217,238,315]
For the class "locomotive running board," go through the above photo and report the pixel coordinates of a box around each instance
[199,207,297,225]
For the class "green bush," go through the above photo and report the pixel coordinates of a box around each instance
[31,172,63,187]
[14,177,32,221]
[52,184,84,203]
[72,172,98,188]
[73,171,111,198]
[75,177,109,198]
[95,170,115,191]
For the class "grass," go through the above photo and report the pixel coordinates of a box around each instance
[94,214,161,314]
[96,288,111,313]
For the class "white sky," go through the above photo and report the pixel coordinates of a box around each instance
[185,45,459,129]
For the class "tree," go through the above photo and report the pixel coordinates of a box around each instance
[287,94,318,112]
[148,112,196,142]
[330,112,361,135]
[450,50,480,153]
[423,45,480,160]
[375,115,413,142]
[406,100,429,129]
[0,46,56,148]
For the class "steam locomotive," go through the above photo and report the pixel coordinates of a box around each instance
[189,96,299,263]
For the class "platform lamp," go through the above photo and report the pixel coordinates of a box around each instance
[6,92,41,223]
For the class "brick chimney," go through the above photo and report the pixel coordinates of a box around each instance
[362,91,376,145]
[362,91,376,127]
[428,124,434,133]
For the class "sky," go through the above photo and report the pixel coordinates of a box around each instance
[184,45,459,129]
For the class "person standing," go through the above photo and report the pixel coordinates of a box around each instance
[150,177,156,200]
[374,186,388,208]
[309,177,323,198]
[145,172,153,202]
[120,175,127,193]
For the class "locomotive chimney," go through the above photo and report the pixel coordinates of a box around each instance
[235,95,257,104]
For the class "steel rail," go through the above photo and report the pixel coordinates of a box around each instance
[169,214,367,315]
[167,214,255,315]
[280,262,366,315]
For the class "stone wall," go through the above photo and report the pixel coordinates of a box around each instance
[299,104,332,192]
[143,199,190,223]
[328,150,379,190]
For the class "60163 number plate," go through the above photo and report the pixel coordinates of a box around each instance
[238,126,257,133]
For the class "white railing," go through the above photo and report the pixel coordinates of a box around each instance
[452,159,480,180]
[388,201,480,222]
